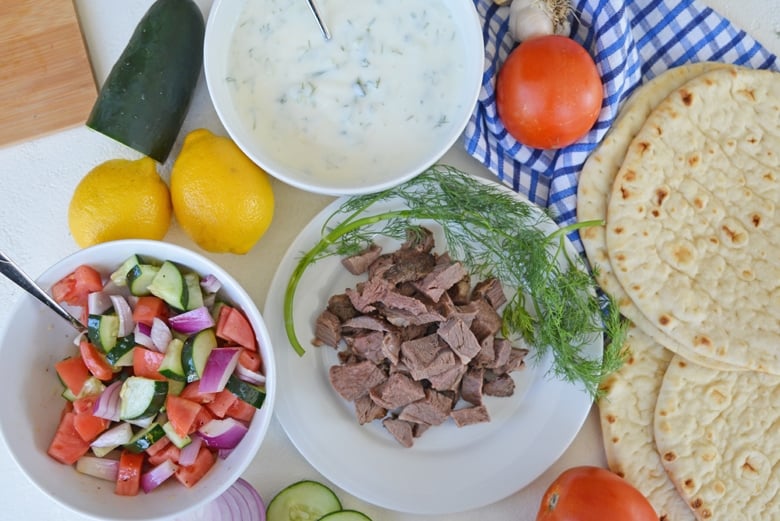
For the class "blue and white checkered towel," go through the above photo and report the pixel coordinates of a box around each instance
[463,0,778,251]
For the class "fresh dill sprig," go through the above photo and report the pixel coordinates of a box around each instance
[283,165,627,397]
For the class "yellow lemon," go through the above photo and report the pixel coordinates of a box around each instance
[68,157,172,247]
[170,128,274,254]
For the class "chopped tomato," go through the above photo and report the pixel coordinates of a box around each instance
[51,265,104,307]
[55,356,91,396]
[180,381,215,404]
[216,306,256,350]
[225,397,256,423]
[73,411,110,443]
[132,347,166,381]
[146,435,172,457]
[115,450,145,496]
[72,395,97,415]
[205,389,238,419]
[192,406,215,432]
[238,347,263,373]
[148,443,181,466]
[175,446,216,488]
[48,412,91,465]
[79,340,115,381]
[166,395,203,437]
[132,296,168,326]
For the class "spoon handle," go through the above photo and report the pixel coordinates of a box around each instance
[306,0,331,40]
[0,251,86,332]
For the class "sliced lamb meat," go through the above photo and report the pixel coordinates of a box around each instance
[472,335,495,368]
[495,347,529,374]
[341,314,391,333]
[462,297,503,341]
[490,337,512,369]
[427,362,467,392]
[355,394,387,425]
[413,261,468,302]
[381,330,402,365]
[398,389,454,426]
[400,334,460,380]
[412,422,430,438]
[451,404,491,427]
[447,274,472,305]
[483,372,515,397]
[345,277,392,313]
[327,293,359,321]
[460,366,484,405]
[368,253,395,280]
[369,372,426,410]
[382,417,415,448]
[341,243,383,275]
[377,289,429,315]
[345,330,385,364]
[471,277,507,310]
[383,248,436,285]
[381,306,445,327]
[437,316,481,364]
[314,309,341,348]
[329,360,388,401]
[401,226,435,253]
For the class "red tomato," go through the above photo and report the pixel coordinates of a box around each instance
[536,466,657,521]
[496,35,603,149]
[51,265,104,307]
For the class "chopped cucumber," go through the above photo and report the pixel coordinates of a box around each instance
[225,374,266,409]
[119,377,168,421]
[148,260,188,310]
[105,334,136,366]
[87,314,119,352]
[124,422,166,453]
[110,254,145,286]
[181,328,217,383]
[126,263,161,296]
[266,480,342,521]
[162,421,192,448]
[319,511,373,521]
[184,272,204,310]
[167,379,185,396]
[158,338,186,381]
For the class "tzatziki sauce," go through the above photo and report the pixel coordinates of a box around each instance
[226,0,474,187]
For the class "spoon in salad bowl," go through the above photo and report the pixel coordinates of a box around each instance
[306,0,331,40]
[0,250,86,332]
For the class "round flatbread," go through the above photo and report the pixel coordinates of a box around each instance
[654,355,780,520]
[598,325,695,521]
[578,61,740,371]
[605,66,780,372]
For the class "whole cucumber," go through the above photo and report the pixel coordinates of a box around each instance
[87,0,205,162]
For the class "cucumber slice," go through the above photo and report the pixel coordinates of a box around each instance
[148,261,188,310]
[105,334,136,366]
[167,379,185,396]
[225,374,266,409]
[119,376,168,421]
[62,376,107,402]
[110,254,145,286]
[126,263,161,296]
[266,480,342,521]
[319,511,373,521]
[162,421,192,448]
[184,272,204,310]
[158,338,186,381]
[181,328,217,383]
[124,422,166,453]
[87,314,119,352]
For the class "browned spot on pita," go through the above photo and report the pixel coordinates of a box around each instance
[764,171,776,182]
[663,451,677,462]
[611,436,620,444]
[626,355,635,365]
[709,236,719,245]
[606,414,616,424]
[677,359,687,368]
[620,186,631,200]
[751,214,762,227]
[691,498,703,510]
[701,509,712,519]
[615,470,625,478]
[581,227,597,239]
[660,516,669,521]
[738,88,756,101]
[694,335,713,348]
[684,478,695,489]
[722,224,746,244]
[659,314,672,326]
[743,459,758,474]
[747,136,758,144]
[655,186,670,205]
[694,197,705,209]
[674,244,694,264]
[709,389,727,404]
[623,170,637,182]
[688,154,700,167]
[651,209,660,218]
[680,88,694,106]
[635,141,651,155]
[614,226,625,235]
[652,124,663,136]
[713,481,725,495]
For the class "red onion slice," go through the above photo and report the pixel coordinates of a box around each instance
[133,322,154,350]
[76,456,120,482]
[88,291,113,315]
[151,317,172,352]
[178,433,203,467]
[90,422,133,449]
[198,478,266,521]
[92,380,122,422]
[234,364,266,386]
[200,274,222,294]
[141,459,178,494]
[197,418,248,450]
[198,348,241,393]
[110,295,135,337]
[169,306,215,335]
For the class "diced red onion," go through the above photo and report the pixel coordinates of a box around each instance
[197,418,249,450]
[87,291,113,315]
[178,433,203,467]
[198,348,241,393]
[92,380,122,422]
[169,306,215,335]
[200,274,222,294]
[151,317,172,352]
[110,295,135,337]
[194,478,266,521]
[73,330,87,347]
[234,364,266,386]
[76,456,119,482]
[90,422,133,449]
[133,322,154,349]
[217,448,234,460]
[141,459,178,494]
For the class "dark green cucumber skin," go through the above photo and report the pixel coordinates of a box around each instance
[86,0,205,162]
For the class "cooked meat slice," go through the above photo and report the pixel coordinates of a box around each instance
[381,330,401,365]
[400,334,458,380]
[327,293,359,321]
[427,362,467,392]
[329,360,388,401]
[412,422,430,438]
[414,261,468,302]
[341,243,383,275]
[381,306,445,327]
[345,277,392,313]
[370,372,426,410]
[354,394,387,425]
[447,273,472,305]
[460,366,484,405]
[495,347,529,374]
[472,335,495,368]
[378,289,429,315]
[462,297,503,340]
[398,389,454,426]
[341,314,391,333]
[437,316,481,363]
[490,337,512,369]
[472,277,507,309]
[401,226,435,253]
[382,417,415,448]
[346,330,385,363]
[483,372,515,397]
[451,405,491,427]
[368,253,395,279]
[314,309,341,348]
[383,248,436,285]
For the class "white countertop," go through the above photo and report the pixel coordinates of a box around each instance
[0,1,777,520]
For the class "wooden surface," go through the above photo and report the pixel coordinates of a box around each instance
[0,0,96,147]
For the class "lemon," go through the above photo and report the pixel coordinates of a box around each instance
[68,157,172,247]
[170,128,274,254]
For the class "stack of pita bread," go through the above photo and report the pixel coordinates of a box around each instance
[577,63,780,520]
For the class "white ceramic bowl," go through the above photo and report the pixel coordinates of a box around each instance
[204,0,484,196]
[0,240,276,521]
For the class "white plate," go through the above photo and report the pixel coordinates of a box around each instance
[263,173,600,515]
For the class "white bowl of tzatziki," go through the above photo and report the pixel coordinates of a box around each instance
[204,0,484,196]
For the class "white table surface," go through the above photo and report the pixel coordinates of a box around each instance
[0,1,777,520]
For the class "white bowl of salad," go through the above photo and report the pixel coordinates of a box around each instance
[0,240,275,520]
[204,0,484,196]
